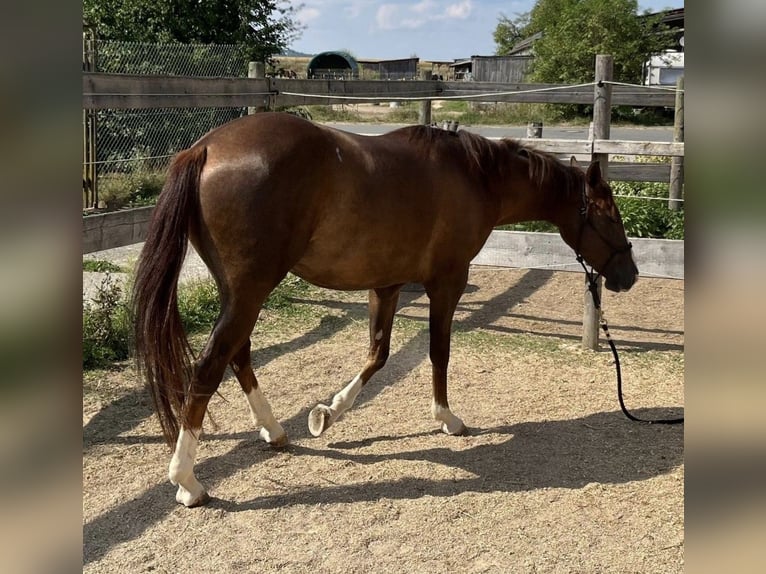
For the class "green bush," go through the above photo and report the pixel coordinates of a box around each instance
[97,169,165,210]
[83,272,314,370]
[612,180,684,240]
[83,274,131,369]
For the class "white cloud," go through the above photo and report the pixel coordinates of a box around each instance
[445,0,472,19]
[375,1,473,31]
[296,7,321,25]
[376,4,400,29]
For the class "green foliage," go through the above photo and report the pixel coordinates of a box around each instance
[83,0,302,62]
[499,0,667,119]
[98,169,165,209]
[82,271,315,370]
[264,274,311,310]
[83,259,125,273]
[525,0,665,85]
[612,179,684,239]
[177,280,221,332]
[494,13,529,55]
[83,274,131,369]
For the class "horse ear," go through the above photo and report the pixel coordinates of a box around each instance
[570,156,580,168]
[586,160,602,187]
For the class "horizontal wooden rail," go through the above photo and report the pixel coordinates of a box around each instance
[518,138,683,157]
[83,73,677,110]
[82,209,683,280]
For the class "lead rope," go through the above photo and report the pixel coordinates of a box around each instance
[577,255,684,425]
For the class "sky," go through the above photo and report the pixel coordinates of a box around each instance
[286,0,684,61]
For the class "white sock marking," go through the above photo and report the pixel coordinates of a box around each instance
[329,374,363,421]
[246,387,286,444]
[168,427,206,505]
[375,330,383,341]
[432,401,465,435]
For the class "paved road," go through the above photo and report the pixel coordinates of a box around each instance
[323,122,673,142]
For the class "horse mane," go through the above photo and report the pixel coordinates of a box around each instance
[404,125,582,197]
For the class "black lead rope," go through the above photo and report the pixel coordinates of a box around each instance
[577,255,684,425]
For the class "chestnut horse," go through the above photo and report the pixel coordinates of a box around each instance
[132,112,637,507]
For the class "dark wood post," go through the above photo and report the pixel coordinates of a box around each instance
[418,69,432,125]
[669,76,684,211]
[248,61,268,114]
[583,55,613,351]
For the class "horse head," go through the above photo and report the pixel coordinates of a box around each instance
[562,159,638,292]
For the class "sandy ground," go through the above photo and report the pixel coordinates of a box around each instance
[83,256,684,573]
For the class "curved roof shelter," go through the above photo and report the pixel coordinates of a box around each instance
[307,51,359,79]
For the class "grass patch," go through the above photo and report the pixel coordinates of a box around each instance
[96,169,165,210]
[83,274,131,370]
[83,259,126,273]
[83,272,319,371]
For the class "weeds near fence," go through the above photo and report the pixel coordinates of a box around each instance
[82,259,125,273]
[82,271,312,371]
[97,169,166,210]
[83,274,131,370]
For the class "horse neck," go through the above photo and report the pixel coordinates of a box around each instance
[492,159,580,227]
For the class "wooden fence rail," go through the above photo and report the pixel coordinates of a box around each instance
[82,57,684,350]
[83,73,677,110]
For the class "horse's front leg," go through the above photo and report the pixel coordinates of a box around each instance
[308,284,402,436]
[425,271,469,436]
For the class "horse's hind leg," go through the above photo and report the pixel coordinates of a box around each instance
[308,284,402,436]
[169,296,264,507]
[425,270,469,436]
[230,340,287,447]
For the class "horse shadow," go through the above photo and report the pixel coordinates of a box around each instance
[205,407,683,512]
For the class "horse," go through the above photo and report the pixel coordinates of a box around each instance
[132,111,637,507]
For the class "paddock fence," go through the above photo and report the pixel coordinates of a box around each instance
[82,54,684,348]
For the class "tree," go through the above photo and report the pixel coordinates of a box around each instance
[493,13,528,55]
[494,0,666,85]
[83,0,302,62]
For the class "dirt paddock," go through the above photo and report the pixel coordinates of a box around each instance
[83,266,684,573]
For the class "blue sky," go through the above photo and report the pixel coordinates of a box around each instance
[287,1,684,61]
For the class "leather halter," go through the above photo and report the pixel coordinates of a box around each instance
[574,184,633,280]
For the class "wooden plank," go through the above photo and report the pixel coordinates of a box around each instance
[83,74,677,109]
[593,139,684,157]
[472,230,683,279]
[607,162,670,182]
[82,206,154,253]
[441,82,675,107]
[272,79,441,106]
[83,73,271,109]
[517,138,593,155]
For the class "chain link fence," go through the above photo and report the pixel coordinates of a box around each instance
[83,39,250,209]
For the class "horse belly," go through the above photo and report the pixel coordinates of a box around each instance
[291,238,422,290]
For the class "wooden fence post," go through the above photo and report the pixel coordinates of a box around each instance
[248,61,268,114]
[526,121,543,138]
[583,55,613,351]
[669,76,684,211]
[418,69,432,125]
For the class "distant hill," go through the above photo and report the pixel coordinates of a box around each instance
[279,48,314,57]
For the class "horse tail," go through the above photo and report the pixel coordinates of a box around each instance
[131,145,207,448]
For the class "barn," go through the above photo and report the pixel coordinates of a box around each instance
[357,57,419,80]
[449,55,532,82]
[306,51,359,79]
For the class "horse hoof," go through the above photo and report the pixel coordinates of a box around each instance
[185,492,211,508]
[176,487,210,508]
[442,421,468,436]
[261,427,289,448]
[308,405,332,437]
